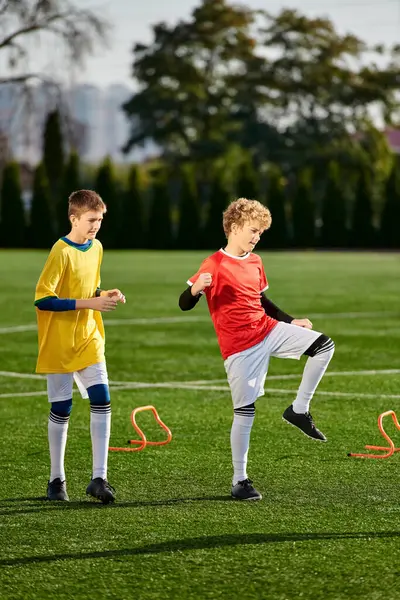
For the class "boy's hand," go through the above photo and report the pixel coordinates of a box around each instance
[192,273,212,296]
[103,289,126,304]
[291,318,313,329]
[91,296,118,312]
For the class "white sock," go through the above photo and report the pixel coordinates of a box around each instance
[293,344,335,414]
[231,410,255,485]
[48,412,69,482]
[90,404,111,480]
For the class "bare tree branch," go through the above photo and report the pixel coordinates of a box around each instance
[0,12,80,49]
[0,0,9,17]
[0,0,111,77]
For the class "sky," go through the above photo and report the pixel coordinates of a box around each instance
[8,0,400,89]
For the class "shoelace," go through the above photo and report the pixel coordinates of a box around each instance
[240,479,253,488]
[51,479,65,490]
[104,481,115,493]
[305,413,316,428]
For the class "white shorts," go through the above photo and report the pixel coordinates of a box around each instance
[224,322,322,410]
[47,362,109,403]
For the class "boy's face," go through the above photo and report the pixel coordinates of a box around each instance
[230,219,264,253]
[71,210,104,240]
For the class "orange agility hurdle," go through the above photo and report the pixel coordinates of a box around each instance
[348,410,400,459]
[109,405,172,452]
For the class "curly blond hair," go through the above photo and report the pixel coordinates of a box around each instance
[223,198,271,237]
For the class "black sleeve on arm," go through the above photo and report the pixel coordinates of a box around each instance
[179,286,202,311]
[260,293,293,323]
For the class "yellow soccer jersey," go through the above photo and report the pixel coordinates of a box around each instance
[35,237,105,373]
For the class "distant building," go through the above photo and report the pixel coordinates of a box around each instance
[384,128,400,154]
[68,84,104,162]
[103,84,132,161]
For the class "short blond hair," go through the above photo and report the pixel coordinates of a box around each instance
[68,190,107,219]
[223,198,271,237]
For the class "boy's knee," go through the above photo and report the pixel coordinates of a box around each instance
[234,403,256,417]
[87,383,110,405]
[51,399,72,417]
[304,334,335,359]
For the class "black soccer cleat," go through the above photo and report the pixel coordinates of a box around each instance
[47,478,69,501]
[86,478,116,504]
[282,405,327,442]
[231,478,262,501]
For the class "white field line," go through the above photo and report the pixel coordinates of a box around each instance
[0,324,37,334]
[0,368,399,385]
[308,311,399,319]
[0,370,46,380]
[109,369,400,386]
[104,311,400,324]
[0,311,399,335]
[0,390,48,398]
[0,316,208,334]
[1,383,400,401]
[0,368,399,400]
[0,385,131,399]
[107,382,400,400]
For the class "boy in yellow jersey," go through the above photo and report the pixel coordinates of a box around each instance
[35,190,126,504]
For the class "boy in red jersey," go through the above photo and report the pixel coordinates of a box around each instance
[179,198,335,500]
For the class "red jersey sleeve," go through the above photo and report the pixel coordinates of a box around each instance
[260,259,269,293]
[187,256,215,292]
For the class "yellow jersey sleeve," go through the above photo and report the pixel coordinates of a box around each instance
[35,243,67,302]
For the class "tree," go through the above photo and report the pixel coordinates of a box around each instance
[350,168,375,248]
[119,166,145,249]
[123,0,257,164]
[251,9,400,172]
[30,163,56,249]
[123,1,400,178]
[176,168,201,249]
[58,151,80,237]
[94,158,119,249]
[291,170,315,248]
[320,162,348,248]
[203,174,230,249]
[379,159,400,248]
[147,175,173,249]
[43,109,65,201]
[260,166,287,249]
[235,160,259,200]
[0,1,110,87]
[0,161,25,247]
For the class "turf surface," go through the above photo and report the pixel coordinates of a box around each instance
[0,250,399,600]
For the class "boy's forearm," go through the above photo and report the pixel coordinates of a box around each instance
[179,286,201,311]
[260,294,293,323]
[35,297,76,311]
[76,299,96,309]
[35,297,98,311]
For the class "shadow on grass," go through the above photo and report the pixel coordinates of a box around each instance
[0,494,233,516]
[0,497,47,502]
[2,531,400,567]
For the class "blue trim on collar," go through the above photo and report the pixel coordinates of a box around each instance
[61,237,93,252]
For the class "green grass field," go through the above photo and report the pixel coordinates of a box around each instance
[0,249,399,600]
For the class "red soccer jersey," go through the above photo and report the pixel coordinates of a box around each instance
[188,249,278,360]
